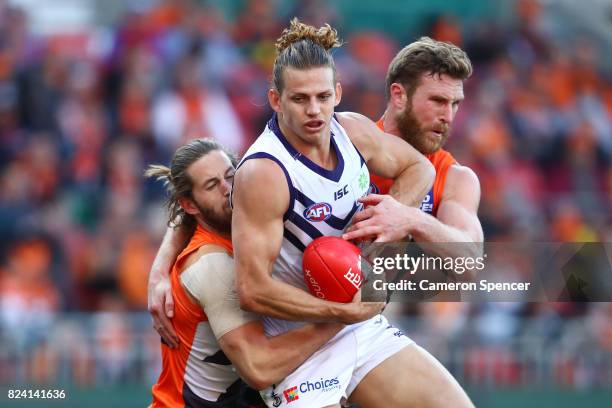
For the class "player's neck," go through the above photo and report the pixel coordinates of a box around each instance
[197,220,231,241]
[278,118,337,170]
[381,109,401,137]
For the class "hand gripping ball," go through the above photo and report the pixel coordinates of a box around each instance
[302,236,364,303]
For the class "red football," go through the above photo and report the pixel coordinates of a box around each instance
[302,236,363,303]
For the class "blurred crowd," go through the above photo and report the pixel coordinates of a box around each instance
[0,0,610,389]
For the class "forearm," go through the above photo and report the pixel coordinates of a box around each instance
[149,224,193,283]
[253,323,342,387]
[388,158,435,207]
[410,213,482,259]
[240,274,352,323]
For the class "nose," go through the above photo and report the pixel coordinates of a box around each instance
[306,98,321,116]
[440,103,454,125]
[220,178,232,196]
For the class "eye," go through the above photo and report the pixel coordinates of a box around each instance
[292,96,304,103]
[319,94,331,101]
[205,181,218,191]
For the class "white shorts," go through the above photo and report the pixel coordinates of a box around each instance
[260,315,413,408]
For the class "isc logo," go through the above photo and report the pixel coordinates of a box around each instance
[304,202,332,222]
[334,185,349,201]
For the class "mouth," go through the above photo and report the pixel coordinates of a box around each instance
[430,128,446,138]
[304,120,325,132]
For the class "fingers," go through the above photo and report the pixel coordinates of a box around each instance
[374,235,390,243]
[343,224,381,241]
[149,291,179,348]
[351,206,374,224]
[153,312,179,348]
[358,194,385,206]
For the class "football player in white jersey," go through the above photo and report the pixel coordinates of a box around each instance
[229,20,473,408]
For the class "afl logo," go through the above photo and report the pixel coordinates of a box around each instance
[304,202,332,222]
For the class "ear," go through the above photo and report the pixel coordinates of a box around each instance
[334,82,342,106]
[268,88,281,113]
[178,196,199,216]
[389,83,407,110]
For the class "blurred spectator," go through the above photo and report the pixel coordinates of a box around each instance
[0,238,60,349]
[94,311,134,383]
[151,55,246,155]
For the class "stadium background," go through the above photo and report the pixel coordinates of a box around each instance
[0,0,610,406]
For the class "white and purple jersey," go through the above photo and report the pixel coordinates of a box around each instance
[235,114,370,336]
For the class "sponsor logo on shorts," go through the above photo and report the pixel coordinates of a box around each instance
[283,386,299,404]
[386,324,406,338]
[283,377,341,404]
[272,394,282,407]
[298,376,341,394]
[304,202,332,222]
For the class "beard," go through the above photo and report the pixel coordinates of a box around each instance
[196,201,231,235]
[395,104,450,155]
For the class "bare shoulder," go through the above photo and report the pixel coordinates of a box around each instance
[444,164,481,203]
[335,111,369,125]
[335,111,374,135]
[194,244,231,258]
[232,157,290,219]
[234,158,287,188]
[335,111,377,157]
[182,244,230,272]
[447,164,480,188]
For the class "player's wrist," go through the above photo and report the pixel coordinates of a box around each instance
[149,263,171,282]
[404,206,428,239]
[338,302,367,324]
[327,302,354,324]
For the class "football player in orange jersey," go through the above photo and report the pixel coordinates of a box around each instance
[343,37,484,256]
[146,139,343,407]
[339,37,483,407]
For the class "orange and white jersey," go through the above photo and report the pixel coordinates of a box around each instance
[151,226,244,407]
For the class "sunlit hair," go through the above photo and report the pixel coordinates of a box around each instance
[145,139,237,229]
[272,18,343,93]
[386,36,473,99]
